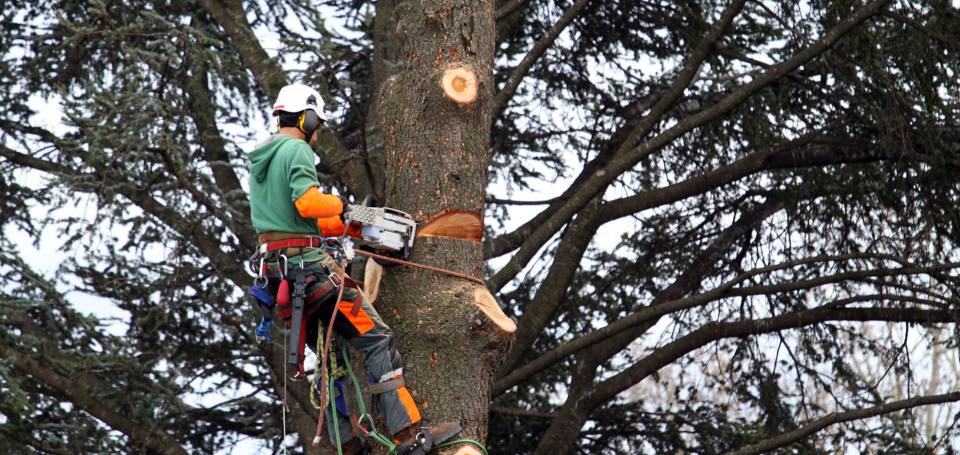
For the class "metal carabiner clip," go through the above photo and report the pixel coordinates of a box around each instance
[278,254,288,279]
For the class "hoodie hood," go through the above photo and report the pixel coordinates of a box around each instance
[248,135,295,183]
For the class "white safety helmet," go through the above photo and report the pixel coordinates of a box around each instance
[272,83,327,120]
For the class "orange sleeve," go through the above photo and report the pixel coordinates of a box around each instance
[294,186,344,219]
[317,217,362,238]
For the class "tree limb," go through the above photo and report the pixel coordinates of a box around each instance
[727,392,960,454]
[881,10,960,52]
[494,257,960,395]
[498,197,602,373]
[533,305,956,453]
[495,195,787,394]
[495,0,529,22]
[486,0,892,290]
[197,0,371,198]
[486,0,747,260]
[595,307,957,410]
[0,344,188,455]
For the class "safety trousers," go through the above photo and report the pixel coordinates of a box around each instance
[270,259,421,443]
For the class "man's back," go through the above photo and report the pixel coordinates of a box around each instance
[247,135,322,235]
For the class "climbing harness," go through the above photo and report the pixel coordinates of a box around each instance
[248,234,489,454]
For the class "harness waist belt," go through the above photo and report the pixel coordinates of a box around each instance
[259,237,325,254]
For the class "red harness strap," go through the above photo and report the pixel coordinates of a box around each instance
[261,237,324,252]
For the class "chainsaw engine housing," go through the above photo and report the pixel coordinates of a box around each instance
[346,206,417,257]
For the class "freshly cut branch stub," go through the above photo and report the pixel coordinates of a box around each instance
[441,67,478,104]
[474,287,517,333]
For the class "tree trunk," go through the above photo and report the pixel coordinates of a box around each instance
[373,0,504,451]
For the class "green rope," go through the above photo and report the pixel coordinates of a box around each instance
[340,345,369,417]
[329,374,343,455]
[341,345,399,452]
[337,346,489,455]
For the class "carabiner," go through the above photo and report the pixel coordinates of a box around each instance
[279,254,288,278]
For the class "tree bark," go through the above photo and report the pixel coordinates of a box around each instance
[373,0,506,451]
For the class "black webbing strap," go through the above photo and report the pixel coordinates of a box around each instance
[287,268,308,378]
[367,378,404,394]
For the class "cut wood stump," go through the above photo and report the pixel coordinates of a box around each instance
[441,66,478,105]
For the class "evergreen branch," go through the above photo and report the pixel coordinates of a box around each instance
[0,141,248,287]
[486,0,748,260]
[0,344,189,455]
[196,0,285,100]
[498,197,602,372]
[881,10,960,52]
[492,0,592,119]
[495,258,960,395]
[534,305,956,453]
[197,0,372,199]
[495,196,787,394]
[485,0,892,290]
[598,134,902,223]
[603,306,956,408]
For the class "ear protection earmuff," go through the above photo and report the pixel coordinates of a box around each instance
[297,110,321,136]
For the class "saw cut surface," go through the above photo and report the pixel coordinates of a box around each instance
[363,257,384,305]
[441,67,478,104]
[417,211,482,242]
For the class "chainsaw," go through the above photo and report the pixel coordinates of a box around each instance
[344,205,417,259]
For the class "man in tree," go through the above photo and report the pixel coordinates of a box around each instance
[247,83,460,454]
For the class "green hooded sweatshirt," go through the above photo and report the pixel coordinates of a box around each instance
[247,135,322,236]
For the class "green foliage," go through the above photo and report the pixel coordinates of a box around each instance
[2,0,960,453]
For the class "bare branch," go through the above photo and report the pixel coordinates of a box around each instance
[491,406,556,419]
[495,0,529,22]
[728,391,960,455]
[591,306,957,410]
[493,254,953,395]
